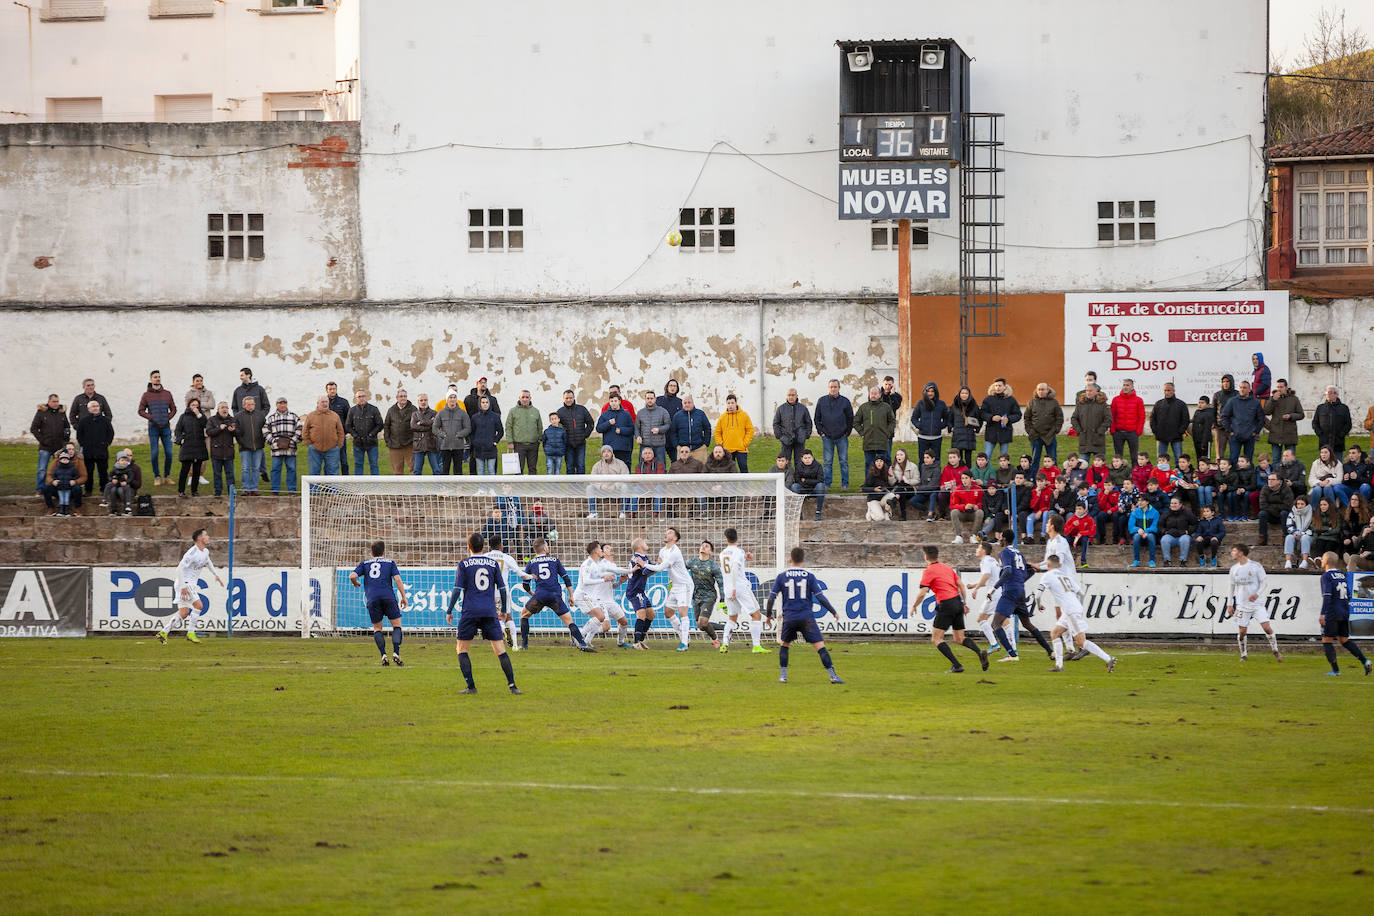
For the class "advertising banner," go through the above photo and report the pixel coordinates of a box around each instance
[838,164,951,219]
[1064,291,1289,401]
[0,567,88,637]
[91,567,331,634]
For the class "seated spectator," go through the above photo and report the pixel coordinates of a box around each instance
[1024,473,1053,544]
[912,451,943,521]
[1158,495,1197,567]
[1215,457,1242,521]
[1050,477,1077,525]
[786,449,827,520]
[1341,494,1370,558]
[669,443,708,517]
[1195,505,1226,567]
[1337,446,1373,505]
[970,452,996,489]
[524,501,556,550]
[704,444,736,474]
[980,481,1009,540]
[1113,481,1137,544]
[889,448,918,509]
[586,446,631,519]
[1142,477,1169,516]
[1195,457,1217,511]
[1277,448,1306,499]
[103,449,142,515]
[75,399,114,500]
[1093,480,1120,544]
[1064,502,1097,567]
[1107,455,1131,489]
[480,506,513,550]
[993,453,1014,488]
[1256,473,1294,547]
[1309,445,1342,507]
[1284,494,1314,570]
[1060,453,1088,492]
[1128,494,1160,567]
[42,444,87,516]
[204,402,238,498]
[1311,496,1344,560]
[30,393,71,496]
[174,397,209,497]
[862,456,902,521]
[541,413,568,475]
[1168,454,1198,511]
[1038,455,1060,489]
[1346,517,1374,573]
[937,451,969,519]
[1130,452,1154,493]
[949,471,983,542]
[633,445,666,516]
[1085,454,1108,493]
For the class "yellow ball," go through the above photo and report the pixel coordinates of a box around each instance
[665,231,682,247]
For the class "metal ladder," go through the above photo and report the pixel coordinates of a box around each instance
[958,112,1006,387]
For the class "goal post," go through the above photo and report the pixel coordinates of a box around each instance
[299,473,801,636]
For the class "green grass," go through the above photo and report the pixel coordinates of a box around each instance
[0,432,1341,498]
[1,637,1369,912]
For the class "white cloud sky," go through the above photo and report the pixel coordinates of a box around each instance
[1269,0,1374,66]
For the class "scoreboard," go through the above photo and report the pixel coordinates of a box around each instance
[839,113,952,162]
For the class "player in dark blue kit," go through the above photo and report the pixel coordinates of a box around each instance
[990,530,1055,661]
[519,539,594,652]
[627,537,657,650]
[446,533,521,695]
[1318,551,1371,676]
[349,540,408,666]
[765,547,844,684]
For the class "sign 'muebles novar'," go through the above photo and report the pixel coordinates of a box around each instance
[838,164,951,220]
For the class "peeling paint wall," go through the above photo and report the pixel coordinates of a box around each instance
[1287,297,1374,423]
[0,122,362,304]
[0,300,896,443]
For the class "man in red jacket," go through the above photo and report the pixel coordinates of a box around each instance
[1110,378,1146,467]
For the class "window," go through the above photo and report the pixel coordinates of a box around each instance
[40,1,106,21]
[677,207,735,251]
[148,0,215,18]
[468,209,523,252]
[870,219,929,250]
[208,213,265,261]
[267,0,323,9]
[156,94,212,122]
[45,97,101,122]
[274,109,325,121]
[1096,200,1155,246]
[1295,161,1373,268]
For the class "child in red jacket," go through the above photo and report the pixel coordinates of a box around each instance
[1130,452,1154,493]
[1025,473,1054,543]
[1064,503,1098,567]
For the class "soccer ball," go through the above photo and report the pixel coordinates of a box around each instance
[665,231,682,247]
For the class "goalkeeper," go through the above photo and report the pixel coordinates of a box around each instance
[686,539,725,648]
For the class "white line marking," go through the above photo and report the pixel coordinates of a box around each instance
[14,769,1370,816]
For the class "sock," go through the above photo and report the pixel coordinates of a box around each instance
[520,617,530,645]
[1344,640,1369,664]
[1060,633,1074,655]
[566,621,586,647]
[679,615,691,643]
[191,605,210,629]
[1081,639,1111,662]
[1023,618,1054,657]
[634,617,648,643]
[700,619,718,640]
[818,647,834,674]
[937,641,959,667]
[458,652,475,688]
[373,630,387,656]
[507,619,519,644]
[994,625,1016,656]
[721,621,733,647]
[1237,632,1248,656]
[499,652,516,687]
[1324,642,1340,673]
[749,618,763,648]
[779,645,790,670]
[1265,631,1279,653]
[960,636,982,658]
[617,619,629,642]
[580,618,599,644]
[1053,638,1063,667]
[391,627,402,653]
[979,619,997,646]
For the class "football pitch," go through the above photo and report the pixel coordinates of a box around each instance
[0,637,1368,913]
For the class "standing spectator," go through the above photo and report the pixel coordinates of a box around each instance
[1364,402,1374,447]
[104,449,141,516]
[505,389,543,474]
[1212,373,1238,460]
[910,382,950,463]
[1158,495,1197,567]
[596,394,636,467]
[1312,386,1352,456]
[1309,445,1342,507]
[409,393,440,475]
[948,386,981,468]
[383,389,416,475]
[231,367,269,414]
[669,395,712,463]
[233,395,267,495]
[30,394,71,495]
[465,378,501,474]
[1071,370,1099,407]
[815,379,855,489]
[541,412,568,474]
[772,387,813,470]
[434,389,473,474]
[659,378,684,418]
[1263,378,1304,465]
[346,390,384,476]
[174,397,209,497]
[1190,395,1216,460]
[303,395,345,477]
[324,381,352,475]
[469,395,504,475]
[137,370,178,486]
[184,373,215,411]
[205,401,237,497]
[1070,383,1111,461]
[42,444,87,516]
[854,386,895,467]
[69,378,112,425]
[599,384,637,422]
[556,390,595,474]
[75,400,113,499]
[1220,379,1265,463]
[1256,473,1294,547]
[980,378,1020,459]
[1283,494,1314,570]
[1023,382,1064,468]
[1107,378,1146,465]
[264,397,302,494]
[1251,351,1271,401]
[714,393,755,474]
[948,471,984,543]
[634,390,672,469]
[789,449,826,521]
[1148,382,1191,462]
[879,376,903,456]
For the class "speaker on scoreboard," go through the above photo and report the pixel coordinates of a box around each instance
[918,43,945,69]
[847,46,874,72]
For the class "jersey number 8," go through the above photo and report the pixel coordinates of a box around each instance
[369,562,382,578]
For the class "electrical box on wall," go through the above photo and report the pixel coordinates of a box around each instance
[1327,338,1349,364]
[1295,333,1328,364]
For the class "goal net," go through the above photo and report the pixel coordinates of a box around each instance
[299,474,802,636]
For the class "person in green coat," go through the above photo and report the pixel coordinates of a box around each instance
[505,389,545,475]
[854,386,896,466]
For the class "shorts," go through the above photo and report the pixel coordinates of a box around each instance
[1057,607,1087,638]
[456,615,505,642]
[1322,614,1351,639]
[780,617,823,645]
[367,597,402,624]
[1235,604,1270,627]
[578,596,626,621]
[524,594,570,618]
[692,598,717,619]
[978,588,1003,619]
[175,580,199,610]
[726,589,759,617]
[628,592,652,613]
[993,592,1028,621]
[667,584,690,607]
[932,596,966,632]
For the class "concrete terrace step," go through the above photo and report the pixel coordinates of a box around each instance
[800,541,1292,570]
[0,494,301,518]
[798,519,1264,541]
[0,537,301,567]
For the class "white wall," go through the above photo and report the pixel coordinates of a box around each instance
[357,0,1268,300]
[1287,297,1374,426]
[0,0,334,123]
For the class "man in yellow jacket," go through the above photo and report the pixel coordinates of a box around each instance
[714,394,755,473]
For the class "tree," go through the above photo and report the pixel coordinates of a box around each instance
[1268,8,1374,145]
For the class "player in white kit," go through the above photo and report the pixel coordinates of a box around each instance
[156,528,225,644]
[968,541,1005,654]
[486,534,534,649]
[1040,555,1116,672]
[718,527,769,653]
[1226,543,1283,661]
[1039,514,1082,660]
[644,527,694,651]
[576,541,632,647]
